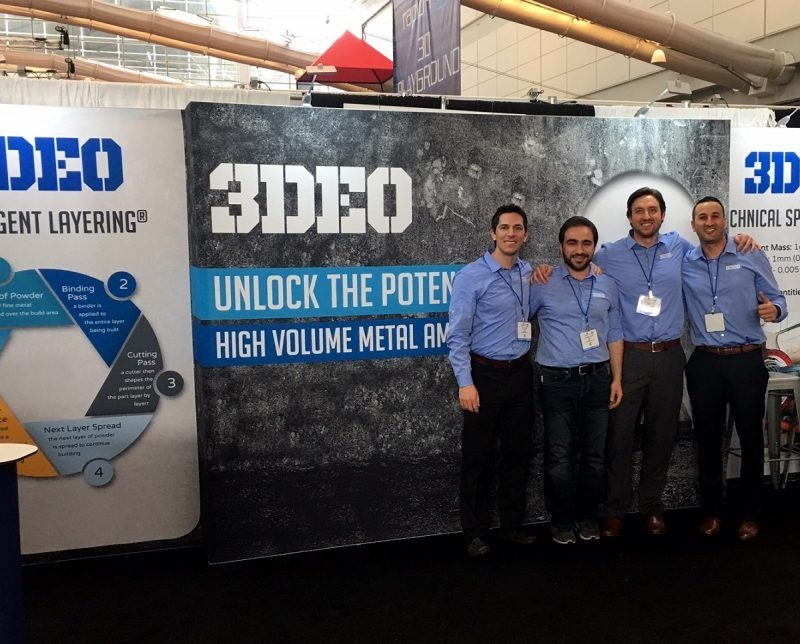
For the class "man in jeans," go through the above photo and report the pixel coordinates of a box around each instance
[447,204,537,557]
[530,216,624,544]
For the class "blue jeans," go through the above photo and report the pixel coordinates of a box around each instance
[538,363,611,527]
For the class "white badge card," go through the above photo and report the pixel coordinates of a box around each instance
[637,294,662,317]
[517,321,532,340]
[705,312,726,332]
[580,329,600,350]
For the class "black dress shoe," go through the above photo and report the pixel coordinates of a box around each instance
[737,521,759,542]
[500,529,537,545]
[700,516,722,537]
[601,516,624,538]
[645,513,666,536]
[467,537,490,557]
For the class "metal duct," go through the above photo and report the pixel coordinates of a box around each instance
[535,0,795,83]
[1,47,184,83]
[461,0,755,91]
[0,1,371,92]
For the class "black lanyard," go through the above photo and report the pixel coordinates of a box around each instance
[567,275,595,329]
[632,244,659,293]
[485,256,526,318]
[704,255,722,313]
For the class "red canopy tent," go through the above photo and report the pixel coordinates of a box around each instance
[295,30,393,92]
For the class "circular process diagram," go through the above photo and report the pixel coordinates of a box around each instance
[0,258,183,486]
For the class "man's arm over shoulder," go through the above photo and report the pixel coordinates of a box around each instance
[593,244,609,270]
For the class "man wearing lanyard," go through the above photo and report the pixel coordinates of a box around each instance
[447,204,536,557]
[683,196,786,541]
[595,187,756,538]
[531,216,624,544]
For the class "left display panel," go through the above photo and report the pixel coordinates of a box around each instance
[0,105,199,553]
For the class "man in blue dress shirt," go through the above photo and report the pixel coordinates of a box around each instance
[683,196,786,542]
[531,216,624,544]
[594,187,691,538]
[447,204,537,557]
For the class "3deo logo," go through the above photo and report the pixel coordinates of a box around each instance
[744,151,800,194]
[209,163,412,234]
[0,136,123,192]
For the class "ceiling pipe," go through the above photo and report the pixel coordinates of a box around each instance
[535,0,795,84]
[461,0,756,92]
[1,47,184,83]
[0,1,372,92]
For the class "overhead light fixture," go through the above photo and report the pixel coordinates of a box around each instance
[634,87,671,118]
[526,87,543,101]
[294,65,338,108]
[708,94,729,107]
[650,48,666,64]
[55,25,70,48]
[666,78,692,95]
[777,106,800,127]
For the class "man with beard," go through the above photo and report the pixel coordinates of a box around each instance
[447,204,537,557]
[530,216,624,544]
[683,196,786,541]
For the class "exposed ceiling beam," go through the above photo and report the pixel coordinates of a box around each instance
[0,0,373,91]
[461,0,757,92]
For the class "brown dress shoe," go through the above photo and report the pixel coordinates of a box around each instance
[737,521,759,542]
[645,513,666,536]
[601,516,624,538]
[700,516,722,537]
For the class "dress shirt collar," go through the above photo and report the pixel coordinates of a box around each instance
[686,236,736,262]
[624,229,664,250]
[555,264,595,283]
[482,249,525,272]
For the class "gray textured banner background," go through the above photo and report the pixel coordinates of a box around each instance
[183,103,730,562]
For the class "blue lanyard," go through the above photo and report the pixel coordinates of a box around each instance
[632,244,659,293]
[567,275,595,329]
[705,255,722,313]
[485,257,526,318]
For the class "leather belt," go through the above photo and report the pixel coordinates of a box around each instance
[624,339,681,353]
[539,361,609,377]
[695,343,763,356]
[470,352,529,370]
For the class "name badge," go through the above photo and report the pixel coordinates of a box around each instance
[517,321,532,340]
[705,312,725,332]
[580,329,600,350]
[637,293,662,317]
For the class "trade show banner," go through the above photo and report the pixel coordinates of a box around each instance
[0,105,199,554]
[730,128,800,367]
[393,0,460,95]
[184,103,729,562]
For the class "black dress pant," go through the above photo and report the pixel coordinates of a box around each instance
[685,349,768,521]
[605,344,686,517]
[460,361,533,541]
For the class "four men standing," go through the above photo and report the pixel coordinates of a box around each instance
[448,189,784,553]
